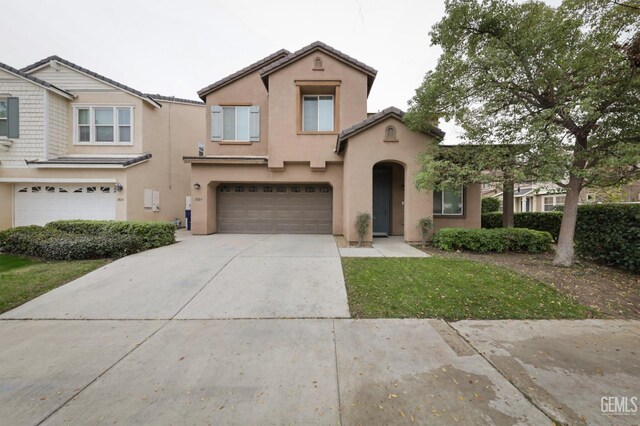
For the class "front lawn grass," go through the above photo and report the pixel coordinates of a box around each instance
[0,254,108,313]
[342,257,596,320]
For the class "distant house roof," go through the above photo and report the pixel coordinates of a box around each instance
[513,187,535,197]
[259,41,378,94]
[335,107,445,154]
[146,94,205,106]
[26,153,152,168]
[197,49,290,100]
[0,61,75,99]
[21,55,161,108]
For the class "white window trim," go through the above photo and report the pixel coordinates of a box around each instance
[0,97,7,139]
[543,195,565,211]
[73,105,134,146]
[434,186,464,216]
[222,106,250,142]
[302,95,334,132]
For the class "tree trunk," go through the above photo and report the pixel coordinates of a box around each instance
[553,175,583,267]
[502,180,514,228]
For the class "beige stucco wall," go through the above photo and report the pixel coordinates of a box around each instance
[342,117,434,243]
[125,100,204,224]
[432,183,482,233]
[204,72,269,157]
[266,52,368,169]
[189,162,344,235]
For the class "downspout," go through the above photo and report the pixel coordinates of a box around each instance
[168,102,172,189]
[43,90,49,159]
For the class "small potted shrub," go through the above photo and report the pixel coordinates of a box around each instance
[418,217,433,248]
[355,212,371,247]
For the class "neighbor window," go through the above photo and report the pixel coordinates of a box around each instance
[0,99,7,137]
[75,106,133,144]
[433,187,464,215]
[303,95,334,132]
[544,195,565,211]
[223,106,250,141]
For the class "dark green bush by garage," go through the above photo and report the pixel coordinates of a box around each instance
[0,220,175,261]
[433,228,553,253]
[482,211,563,241]
[575,204,640,272]
[45,220,175,250]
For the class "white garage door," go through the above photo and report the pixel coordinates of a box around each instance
[14,184,116,227]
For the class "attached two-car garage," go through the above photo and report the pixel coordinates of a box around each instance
[217,183,332,234]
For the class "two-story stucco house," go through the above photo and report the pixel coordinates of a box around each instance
[0,57,204,229]
[185,41,481,244]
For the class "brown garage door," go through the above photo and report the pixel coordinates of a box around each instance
[217,184,332,234]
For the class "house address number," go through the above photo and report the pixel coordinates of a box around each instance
[195,197,203,201]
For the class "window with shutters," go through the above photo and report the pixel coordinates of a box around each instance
[0,97,19,139]
[211,105,260,142]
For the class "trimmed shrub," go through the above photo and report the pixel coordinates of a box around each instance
[482,211,563,241]
[45,220,175,249]
[0,224,148,260]
[481,197,501,213]
[575,204,640,271]
[433,228,553,253]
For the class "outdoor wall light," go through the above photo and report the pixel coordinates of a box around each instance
[114,183,124,192]
[193,183,201,190]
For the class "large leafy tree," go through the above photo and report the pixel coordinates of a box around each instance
[406,0,640,266]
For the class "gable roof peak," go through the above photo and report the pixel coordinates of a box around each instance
[0,61,74,99]
[259,41,378,93]
[21,55,161,108]
[197,48,290,100]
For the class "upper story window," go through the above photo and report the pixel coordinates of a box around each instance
[223,106,250,141]
[0,97,19,139]
[303,95,334,132]
[296,81,340,134]
[434,187,464,215]
[211,105,260,142]
[74,106,133,144]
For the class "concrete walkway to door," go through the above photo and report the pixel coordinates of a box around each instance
[2,234,350,320]
[339,236,429,257]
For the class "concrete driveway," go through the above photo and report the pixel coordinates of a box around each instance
[1,234,350,320]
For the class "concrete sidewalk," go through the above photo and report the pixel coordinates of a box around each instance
[1,318,638,425]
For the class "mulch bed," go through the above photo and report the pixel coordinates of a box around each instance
[419,247,640,319]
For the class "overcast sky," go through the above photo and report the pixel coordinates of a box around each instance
[4,0,560,142]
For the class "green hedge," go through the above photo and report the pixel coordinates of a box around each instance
[575,204,640,272]
[433,228,553,253]
[45,220,175,250]
[482,211,563,241]
[481,197,501,213]
[0,226,143,260]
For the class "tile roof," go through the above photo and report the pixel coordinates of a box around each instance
[259,41,378,93]
[146,94,205,106]
[20,55,161,107]
[335,107,445,153]
[26,153,152,167]
[0,61,74,99]
[197,49,290,100]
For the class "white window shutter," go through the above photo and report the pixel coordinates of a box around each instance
[211,105,222,141]
[249,106,260,142]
